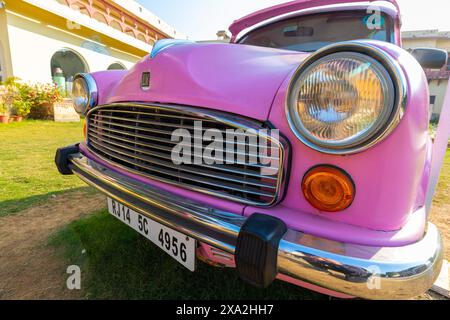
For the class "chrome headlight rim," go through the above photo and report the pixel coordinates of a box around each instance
[286,41,407,155]
[73,73,98,114]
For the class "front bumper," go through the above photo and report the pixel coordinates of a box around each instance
[66,152,443,300]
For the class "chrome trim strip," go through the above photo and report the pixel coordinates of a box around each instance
[86,102,289,207]
[85,143,278,207]
[88,139,275,196]
[69,154,443,300]
[87,135,276,189]
[285,40,407,155]
[88,131,275,168]
[89,126,277,180]
[89,120,275,149]
[150,39,195,59]
[99,108,216,122]
[88,122,279,161]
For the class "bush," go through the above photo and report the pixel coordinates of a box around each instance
[430,114,440,125]
[0,102,8,115]
[0,78,63,119]
[12,99,32,117]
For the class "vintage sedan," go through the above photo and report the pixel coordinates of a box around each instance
[56,0,447,299]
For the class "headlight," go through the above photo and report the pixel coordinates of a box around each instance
[287,42,405,154]
[72,74,98,114]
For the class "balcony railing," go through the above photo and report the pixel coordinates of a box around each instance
[57,0,174,46]
[425,68,450,81]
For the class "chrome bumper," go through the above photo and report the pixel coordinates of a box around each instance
[69,153,443,300]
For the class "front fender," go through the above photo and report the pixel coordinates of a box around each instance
[266,41,430,233]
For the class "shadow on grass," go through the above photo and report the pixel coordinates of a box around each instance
[49,210,328,300]
[0,186,98,217]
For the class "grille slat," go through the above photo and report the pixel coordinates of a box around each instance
[86,104,285,206]
[99,109,217,122]
[88,140,274,198]
[88,135,276,189]
[91,118,176,136]
[95,113,207,131]
[89,121,277,150]
[88,127,278,162]
[88,129,278,180]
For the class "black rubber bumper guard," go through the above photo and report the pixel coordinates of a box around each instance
[55,143,79,175]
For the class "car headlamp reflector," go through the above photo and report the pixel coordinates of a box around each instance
[72,74,98,114]
[287,50,399,154]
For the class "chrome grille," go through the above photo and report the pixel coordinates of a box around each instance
[86,103,286,206]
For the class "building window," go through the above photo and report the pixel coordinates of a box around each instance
[430,95,436,105]
[107,63,126,70]
[50,49,89,94]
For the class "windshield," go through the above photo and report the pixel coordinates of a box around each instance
[238,11,394,52]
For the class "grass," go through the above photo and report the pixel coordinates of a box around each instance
[433,149,450,206]
[0,120,90,216]
[49,211,327,300]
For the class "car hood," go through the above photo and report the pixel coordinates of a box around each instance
[106,43,308,121]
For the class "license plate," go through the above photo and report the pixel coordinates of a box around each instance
[107,198,196,271]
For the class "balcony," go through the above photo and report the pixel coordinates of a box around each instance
[20,0,180,54]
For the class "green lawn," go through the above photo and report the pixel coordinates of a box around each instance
[49,211,326,300]
[0,120,90,216]
[433,149,450,206]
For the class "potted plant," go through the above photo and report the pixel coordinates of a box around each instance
[0,83,11,124]
[11,99,31,122]
[0,82,8,123]
[11,81,32,121]
[29,83,63,119]
[0,103,9,124]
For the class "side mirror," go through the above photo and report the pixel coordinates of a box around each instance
[410,48,448,69]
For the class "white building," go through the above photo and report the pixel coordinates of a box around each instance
[0,0,184,85]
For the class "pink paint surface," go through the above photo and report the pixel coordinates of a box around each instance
[90,70,127,106]
[104,44,307,121]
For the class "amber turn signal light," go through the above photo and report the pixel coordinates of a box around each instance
[83,121,87,140]
[302,165,355,212]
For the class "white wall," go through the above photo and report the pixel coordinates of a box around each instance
[0,41,5,82]
[429,79,449,117]
[0,8,13,81]
[6,11,140,84]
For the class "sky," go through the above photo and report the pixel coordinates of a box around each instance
[136,0,450,40]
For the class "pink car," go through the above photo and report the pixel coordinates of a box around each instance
[56,0,448,299]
